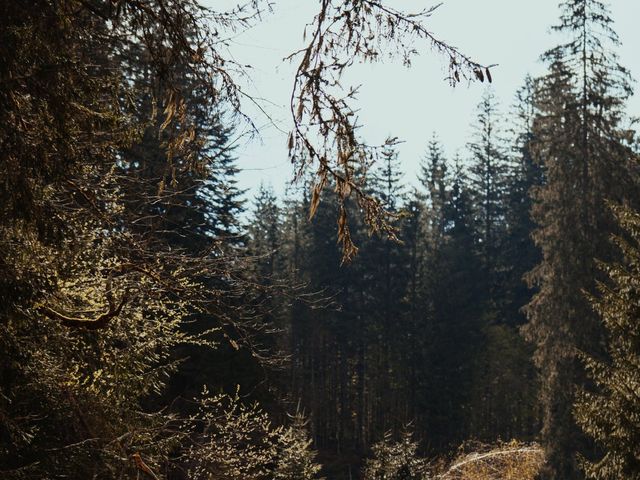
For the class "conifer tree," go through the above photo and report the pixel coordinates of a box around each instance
[362,428,429,480]
[465,79,542,443]
[364,147,413,439]
[463,91,536,441]
[467,88,510,288]
[575,205,640,480]
[417,156,484,447]
[503,77,543,327]
[420,135,449,245]
[275,412,324,480]
[0,3,262,477]
[200,115,247,247]
[247,184,282,280]
[524,1,636,477]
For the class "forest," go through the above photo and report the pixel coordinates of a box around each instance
[1,0,639,479]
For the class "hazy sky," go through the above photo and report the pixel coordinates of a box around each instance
[210,0,640,199]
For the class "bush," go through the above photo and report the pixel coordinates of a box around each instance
[362,429,430,480]
[188,388,322,480]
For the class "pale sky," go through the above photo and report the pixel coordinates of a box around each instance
[209,1,640,199]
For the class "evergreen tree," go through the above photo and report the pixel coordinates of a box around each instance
[275,412,324,480]
[200,114,247,247]
[417,156,484,448]
[524,1,636,477]
[0,3,263,477]
[397,192,427,433]
[466,78,542,444]
[472,77,542,440]
[283,182,367,459]
[362,429,429,480]
[117,26,245,253]
[372,145,407,212]
[503,77,544,327]
[463,92,539,442]
[363,147,414,443]
[467,88,510,274]
[247,184,282,280]
[419,134,449,245]
[575,205,640,480]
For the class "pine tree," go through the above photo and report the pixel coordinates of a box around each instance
[200,113,247,247]
[118,28,246,253]
[397,191,427,433]
[524,1,636,477]
[503,77,543,327]
[419,134,449,245]
[275,412,324,480]
[417,156,485,448]
[0,3,261,477]
[364,146,413,441]
[362,428,429,480]
[467,88,510,274]
[247,184,282,280]
[472,77,542,440]
[282,181,365,459]
[463,91,538,442]
[575,205,640,480]
[371,145,406,212]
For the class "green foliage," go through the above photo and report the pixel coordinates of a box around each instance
[277,115,540,470]
[575,206,640,480]
[0,2,294,479]
[523,1,637,477]
[189,389,322,480]
[248,185,283,280]
[363,429,429,480]
[467,88,510,264]
[3,0,640,478]
[0,178,197,478]
[274,413,325,480]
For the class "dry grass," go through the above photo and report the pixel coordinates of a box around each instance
[438,440,544,480]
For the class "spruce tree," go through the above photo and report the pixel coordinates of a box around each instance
[247,184,282,280]
[417,156,484,447]
[503,77,543,327]
[117,28,246,253]
[464,90,536,441]
[200,114,247,247]
[419,134,449,245]
[364,146,412,440]
[575,205,640,480]
[524,1,635,477]
[466,78,542,443]
[467,88,510,274]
